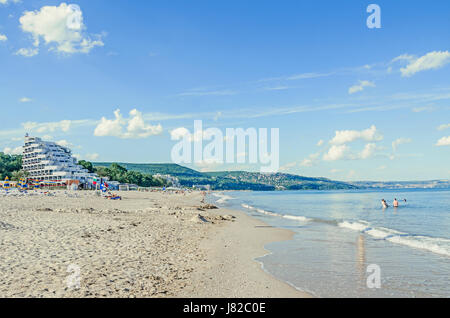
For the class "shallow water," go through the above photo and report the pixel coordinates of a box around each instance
[211,189,450,297]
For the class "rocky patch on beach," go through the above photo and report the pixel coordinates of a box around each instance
[196,204,219,211]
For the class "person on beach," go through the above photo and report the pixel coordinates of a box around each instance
[393,198,399,207]
[381,199,389,209]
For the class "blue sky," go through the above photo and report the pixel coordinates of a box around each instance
[1,0,450,181]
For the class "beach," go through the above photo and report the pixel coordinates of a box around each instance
[0,190,308,298]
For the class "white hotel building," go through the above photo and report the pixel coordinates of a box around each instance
[22,135,98,184]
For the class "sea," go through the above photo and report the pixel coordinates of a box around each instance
[209,189,450,297]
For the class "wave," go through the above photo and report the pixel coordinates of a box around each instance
[339,221,450,257]
[241,203,310,222]
[212,193,234,204]
[282,214,311,222]
[240,202,450,257]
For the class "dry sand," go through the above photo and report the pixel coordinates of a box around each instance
[0,190,309,298]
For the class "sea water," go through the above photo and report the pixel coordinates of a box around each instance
[210,189,450,297]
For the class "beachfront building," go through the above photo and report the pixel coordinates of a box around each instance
[154,174,181,188]
[22,134,98,186]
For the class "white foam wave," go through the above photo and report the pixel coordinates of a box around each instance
[212,193,234,204]
[241,204,309,222]
[365,227,404,239]
[282,215,310,222]
[338,221,370,232]
[387,235,450,257]
[338,221,450,257]
[243,205,450,257]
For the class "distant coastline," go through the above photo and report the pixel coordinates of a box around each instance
[92,162,450,191]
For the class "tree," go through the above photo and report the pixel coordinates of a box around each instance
[78,160,95,173]
[11,170,29,181]
[0,153,22,180]
[94,163,169,188]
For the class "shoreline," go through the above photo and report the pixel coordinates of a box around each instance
[180,202,312,298]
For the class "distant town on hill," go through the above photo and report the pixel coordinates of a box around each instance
[92,162,450,191]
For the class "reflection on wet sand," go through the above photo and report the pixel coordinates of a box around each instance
[357,234,366,286]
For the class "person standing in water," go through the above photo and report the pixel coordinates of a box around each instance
[381,199,389,209]
[393,198,399,207]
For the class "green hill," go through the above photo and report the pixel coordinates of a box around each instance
[93,163,203,177]
[92,162,358,191]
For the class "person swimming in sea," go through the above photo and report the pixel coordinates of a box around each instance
[381,199,389,209]
[393,198,399,207]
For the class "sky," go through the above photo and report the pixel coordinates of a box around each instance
[1,0,450,181]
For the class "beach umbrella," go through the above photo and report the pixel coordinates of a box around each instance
[19,178,25,189]
[4,176,10,189]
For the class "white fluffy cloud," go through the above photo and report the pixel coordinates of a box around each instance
[300,153,320,167]
[329,125,383,145]
[94,110,122,137]
[398,51,450,77]
[21,119,94,135]
[170,127,192,140]
[348,80,375,94]
[55,139,73,148]
[18,3,103,56]
[94,109,163,139]
[359,143,378,159]
[322,126,384,161]
[437,123,450,131]
[322,143,378,161]
[391,54,415,63]
[323,144,349,161]
[22,120,72,133]
[392,138,412,152]
[293,126,386,166]
[15,48,39,57]
[0,34,7,41]
[436,136,450,147]
[3,146,23,155]
[0,0,21,5]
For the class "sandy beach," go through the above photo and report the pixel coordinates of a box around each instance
[0,190,309,298]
